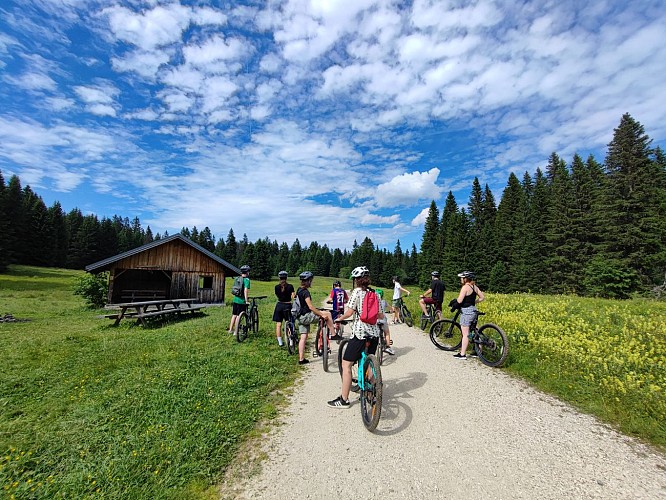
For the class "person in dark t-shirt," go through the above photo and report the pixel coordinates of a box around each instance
[273,271,295,347]
[419,271,445,319]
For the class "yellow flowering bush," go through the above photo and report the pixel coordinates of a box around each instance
[483,294,666,445]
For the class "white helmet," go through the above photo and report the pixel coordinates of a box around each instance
[350,266,370,278]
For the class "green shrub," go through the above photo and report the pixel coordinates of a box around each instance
[582,257,638,299]
[73,272,108,307]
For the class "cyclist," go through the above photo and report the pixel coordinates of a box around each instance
[228,264,251,335]
[328,266,385,408]
[376,289,395,355]
[295,271,336,365]
[451,271,485,360]
[273,271,295,347]
[391,275,411,324]
[418,271,444,321]
[326,280,348,340]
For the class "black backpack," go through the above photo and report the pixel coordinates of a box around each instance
[231,276,244,297]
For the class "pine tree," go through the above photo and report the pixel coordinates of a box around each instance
[524,169,550,293]
[46,202,68,267]
[5,176,24,264]
[222,229,237,265]
[494,173,525,292]
[287,239,302,274]
[0,171,9,271]
[603,113,666,288]
[419,201,439,288]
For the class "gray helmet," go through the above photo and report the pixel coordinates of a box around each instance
[431,271,440,277]
[278,270,288,279]
[350,266,370,278]
[240,265,250,273]
[299,271,314,281]
[457,271,476,280]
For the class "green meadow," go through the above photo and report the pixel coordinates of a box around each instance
[1,266,664,499]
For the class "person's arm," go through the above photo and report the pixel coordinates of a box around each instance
[400,286,410,295]
[456,285,469,304]
[244,279,250,303]
[476,287,485,303]
[304,296,325,317]
[422,288,432,298]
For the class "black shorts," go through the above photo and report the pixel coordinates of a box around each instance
[331,309,344,321]
[273,302,292,322]
[342,336,379,363]
[232,302,247,316]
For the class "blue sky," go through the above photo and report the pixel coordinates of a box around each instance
[1,0,665,251]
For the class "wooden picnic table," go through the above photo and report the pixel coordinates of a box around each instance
[103,298,204,326]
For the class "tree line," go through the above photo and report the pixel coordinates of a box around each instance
[420,113,666,298]
[1,113,664,298]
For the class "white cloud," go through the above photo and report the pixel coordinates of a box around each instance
[111,49,172,79]
[375,168,442,208]
[411,206,430,227]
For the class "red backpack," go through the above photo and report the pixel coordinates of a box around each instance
[360,289,379,325]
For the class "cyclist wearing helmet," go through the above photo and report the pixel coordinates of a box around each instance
[391,275,411,324]
[328,266,385,408]
[273,271,295,347]
[326,280,348,340]
[452,271,485,360]
[295,271,336,365]
[419,271,445,320]
[228,265,251,334]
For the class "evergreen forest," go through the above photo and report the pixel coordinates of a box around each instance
[1,113,664,299]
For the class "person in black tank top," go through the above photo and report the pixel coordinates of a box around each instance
[273,271,295,347]
[452,271,485,360]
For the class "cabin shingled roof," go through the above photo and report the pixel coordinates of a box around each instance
[84,233,241,275]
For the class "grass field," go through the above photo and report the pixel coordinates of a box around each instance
[1,266,664,498]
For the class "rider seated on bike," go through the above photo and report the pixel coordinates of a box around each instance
[295,271,336,365]
[451,271,485,360]
[328,266,385,409]
[418,270,444,320]
[326,280,348,340]
[228,264,251,334]
[376,289,395,356]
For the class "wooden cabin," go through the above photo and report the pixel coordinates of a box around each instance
[85,234,240,304]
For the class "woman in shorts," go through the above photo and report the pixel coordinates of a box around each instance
[273,271,294,347]
[452,271,485,360]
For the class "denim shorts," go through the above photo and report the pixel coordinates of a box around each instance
[459,306,478,327]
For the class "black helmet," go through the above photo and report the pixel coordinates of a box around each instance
[431,271,440,277]
[457,271,476,280]
[392,275,399,281]
[333,280,341,287]
[299,271,314,281]
[278,270,288,279]
[240,265,250,273]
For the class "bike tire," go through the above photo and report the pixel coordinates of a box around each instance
[285,321,295,355]
[476,323,509,367]
[322,325,330,372]
[251,306,259,333]
[377,332,385,366]
[402,305,413,327]
[420,314,428,331]
[360,354,383,432]
[429,319,463,351]
[338,338,349,378]
[235,311,249,342]
[315,324,324,358]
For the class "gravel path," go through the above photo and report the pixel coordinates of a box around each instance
[223,322,666,499]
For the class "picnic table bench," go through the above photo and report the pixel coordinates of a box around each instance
[102,298,205,326]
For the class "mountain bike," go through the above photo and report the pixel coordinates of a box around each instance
[283,313,298,355]
[430,311,509,367]
[337,333,383,432]
[394,297,413,327]
[419,298,442,330]
[235,295,267,342]
[314,311,333,372]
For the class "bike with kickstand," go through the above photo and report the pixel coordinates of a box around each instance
[235,295,268,342]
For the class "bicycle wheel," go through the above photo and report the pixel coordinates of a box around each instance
[322,325,330,372]
[360,354,383,432]
[315,324,324,358]
[284,321,295,355]
[235,311,249,342]
[476,323,509,367]
[377,332,385,366]
[420,313,429,331]
[251,306,259,333]
[430,319,462,351]
[402,304,413,327]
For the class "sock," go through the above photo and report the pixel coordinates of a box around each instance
[277,338,283,346]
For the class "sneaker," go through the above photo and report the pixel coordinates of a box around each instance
[469,350,478,357]
[453,353,467,360]
[298,359,310,365]
[312,350,319,357]
[384,347,395,355]
[327,396,350,408]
